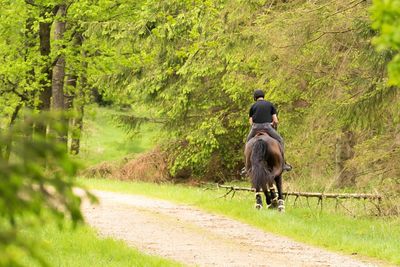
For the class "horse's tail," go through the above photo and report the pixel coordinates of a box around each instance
[251,139,274,191]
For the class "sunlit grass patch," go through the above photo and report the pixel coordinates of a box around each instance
[76,105,161,167]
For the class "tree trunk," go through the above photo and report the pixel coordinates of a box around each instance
[64,74,76,144]
[4,104,23,161]
[335,129,356,186]
[36,18,52,136]
[70,103,84,155]
[24,12,36,140]
[65,74,77,152]
[70,45,87,155]
[51,4,68,147]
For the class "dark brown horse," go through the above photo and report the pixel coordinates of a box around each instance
[244,132,285,211]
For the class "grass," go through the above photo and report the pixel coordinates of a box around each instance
[80,178,400,266]
[21,222,181,267]
[76,105,161,167]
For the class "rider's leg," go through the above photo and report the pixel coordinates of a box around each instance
[264,124,284,150]
[242,148,251,176]
[242,125,259,175]
[246,126,257,142]
[264,124,292,171]
[241,128,257,176]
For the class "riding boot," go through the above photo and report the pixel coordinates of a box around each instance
[279,145,292,172]
[283,162,292,172]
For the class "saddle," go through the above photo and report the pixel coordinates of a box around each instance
[254,130,269,137]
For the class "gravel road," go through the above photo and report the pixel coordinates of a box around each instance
[82,190,382,267]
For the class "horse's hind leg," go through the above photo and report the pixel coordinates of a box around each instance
[269,187,278,208]
[264,189,272,207]
[256,182,269,210]
[264,185,277,209]
[275,175,285,212]
[255,191,263,209]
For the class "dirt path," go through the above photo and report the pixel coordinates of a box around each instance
[82,190,380,267]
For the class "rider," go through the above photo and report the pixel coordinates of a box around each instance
[245,89,292,172]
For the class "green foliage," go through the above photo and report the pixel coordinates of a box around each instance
[0,113,93,266]
[371,0,400,86]
[90,0,256,177]
[87,0,400,187]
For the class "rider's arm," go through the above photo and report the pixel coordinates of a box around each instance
[249,105,254,125]
[272,114,278,127]
[271,104,278,127]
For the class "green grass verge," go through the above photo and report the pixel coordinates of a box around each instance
[76,105,161,167]
[80,178,400,266]
[22,222,181,267]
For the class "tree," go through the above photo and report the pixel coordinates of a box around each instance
[88,0,399,186]
[0,113,93,266]
[0,2,96,265]
[51,3,68,146]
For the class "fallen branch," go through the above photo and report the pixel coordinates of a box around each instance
[217,184,382,200]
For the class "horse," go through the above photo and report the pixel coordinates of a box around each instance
[244,132,285,212]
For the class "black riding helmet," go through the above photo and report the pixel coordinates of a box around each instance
[253,89,265,101]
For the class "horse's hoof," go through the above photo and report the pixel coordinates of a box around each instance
[277,199,285,212]
[278,201,285,212]
[278,205,285,212]
[255,204,263,210]
[271,197,278,208]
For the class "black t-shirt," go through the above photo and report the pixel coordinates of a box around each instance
[249,100,277,123]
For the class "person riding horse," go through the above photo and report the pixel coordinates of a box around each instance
[244,89,292,173]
